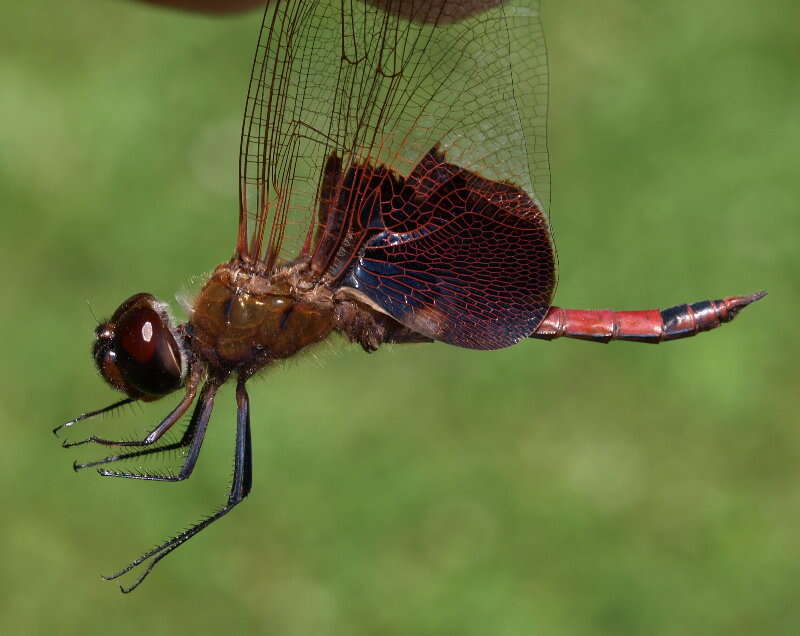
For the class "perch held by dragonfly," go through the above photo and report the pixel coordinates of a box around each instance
[56,0,765,593]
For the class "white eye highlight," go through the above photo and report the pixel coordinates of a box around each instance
[142,321,153,342]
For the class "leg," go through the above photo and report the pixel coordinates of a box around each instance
[53,397,134,437]
[97,380,218,481]
[72,395,206,472]
[105,377,253,593]
[73,438,198,472]
[62,367,202,449]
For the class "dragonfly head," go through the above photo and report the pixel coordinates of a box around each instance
[93,293,187,402]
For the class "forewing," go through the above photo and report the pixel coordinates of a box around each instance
[237,0,551,271]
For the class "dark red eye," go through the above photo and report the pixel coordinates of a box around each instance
[93,293,185,399]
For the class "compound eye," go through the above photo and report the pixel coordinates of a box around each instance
[115,305,183,397]
[94,348,126,394]
[94,294,184,399]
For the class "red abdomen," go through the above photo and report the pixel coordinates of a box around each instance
[530,292,766,343]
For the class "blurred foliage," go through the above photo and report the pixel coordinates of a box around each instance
[0,1,797,634]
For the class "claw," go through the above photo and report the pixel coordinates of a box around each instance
[72,457,105,471]
[53,422,71,437]
[74,458,105,471]
[62,438,90,449]
[53,416,83,437]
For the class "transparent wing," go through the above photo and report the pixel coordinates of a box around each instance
[136,0,265,13]
[237,0,550,271]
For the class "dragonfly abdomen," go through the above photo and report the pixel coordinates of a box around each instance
[530,291,766,344]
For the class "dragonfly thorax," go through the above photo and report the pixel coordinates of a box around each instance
[188,260,334,377]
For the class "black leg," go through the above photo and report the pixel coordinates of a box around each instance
[105,377,253,593]
[72,408,203,472]
[230,377,253,502]
[97,380,218,481]
[62,368,201,449]
[53,398,135,437]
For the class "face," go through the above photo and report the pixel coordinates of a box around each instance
[93,293,187,401]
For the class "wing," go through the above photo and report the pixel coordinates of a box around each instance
[237,0,551,273]
[136,0,499,19]
[337,147,555,350]
[136,0,264,12]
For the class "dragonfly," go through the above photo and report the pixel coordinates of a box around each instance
[56,0,764,593]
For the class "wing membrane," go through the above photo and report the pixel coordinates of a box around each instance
[341,147,555,349]
[237,0,550,271]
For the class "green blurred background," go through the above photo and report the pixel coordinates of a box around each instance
[1,1,797,634]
